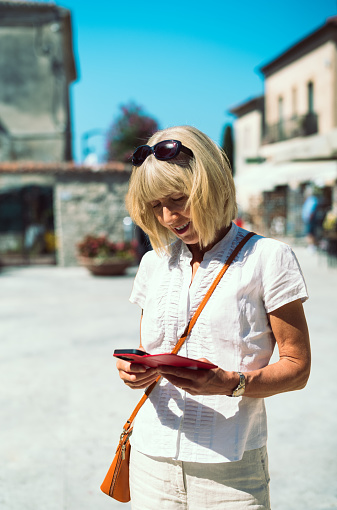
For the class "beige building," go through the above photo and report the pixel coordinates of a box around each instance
[231,16,337,236]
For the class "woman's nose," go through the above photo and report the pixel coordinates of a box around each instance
[162,206,178,224]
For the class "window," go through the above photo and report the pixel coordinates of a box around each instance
[307,81,314,113]
[278,96,284,139]
[278,96,284,121]
[292,87,297,117]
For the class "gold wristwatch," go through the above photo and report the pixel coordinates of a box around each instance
[232,372,246,397]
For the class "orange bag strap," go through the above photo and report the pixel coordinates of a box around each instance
[122,231,256,431]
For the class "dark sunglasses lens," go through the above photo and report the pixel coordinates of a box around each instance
[154,141,179,160]
[132,146,151,166]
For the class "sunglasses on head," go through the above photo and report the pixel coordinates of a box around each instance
[132,139,193,167]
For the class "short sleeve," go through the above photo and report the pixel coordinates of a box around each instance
[129,251,152,309]
[260,241,309,313]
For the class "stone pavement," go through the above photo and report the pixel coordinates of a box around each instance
[0,245,336,510]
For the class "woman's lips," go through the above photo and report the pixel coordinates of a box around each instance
[174,221,190,234]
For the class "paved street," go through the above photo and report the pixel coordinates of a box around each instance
[0,245,337,510]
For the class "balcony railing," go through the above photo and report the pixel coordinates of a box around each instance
[263,112,318,144]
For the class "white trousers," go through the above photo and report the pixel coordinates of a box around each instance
[130,446,271,509]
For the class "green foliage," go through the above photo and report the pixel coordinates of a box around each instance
[106,102,160,162]
[221,124,235,176]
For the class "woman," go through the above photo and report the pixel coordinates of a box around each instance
[116,126,311,509]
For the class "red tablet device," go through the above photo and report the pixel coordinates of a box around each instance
[113,349,217,370]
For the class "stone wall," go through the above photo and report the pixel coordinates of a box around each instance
[55,171,132,266]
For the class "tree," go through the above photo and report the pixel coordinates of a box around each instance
[105,102,160,162]
[221,124,235,176]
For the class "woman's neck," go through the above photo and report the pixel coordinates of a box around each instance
[187,224,232,262]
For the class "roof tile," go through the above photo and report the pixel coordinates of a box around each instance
[0,161,132,174]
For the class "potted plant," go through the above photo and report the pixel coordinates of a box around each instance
[77,234,137,276]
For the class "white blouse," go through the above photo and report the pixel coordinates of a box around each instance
[129,223,308,463]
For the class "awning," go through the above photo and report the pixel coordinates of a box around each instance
[270,160,337,188]
[235,160,337,208]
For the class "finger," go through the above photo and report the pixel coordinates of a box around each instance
[130,362,149,373]
[158,366,209,386]
[116,358,147,373]
[120,369,158,385]
[160,373,193,389]
[157,365,194,378]
[129,366,158,378]
[124,373,160,389]
[116,359,133,372]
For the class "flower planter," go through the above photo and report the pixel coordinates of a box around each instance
[78,257,134,276]
[76,235,138,276]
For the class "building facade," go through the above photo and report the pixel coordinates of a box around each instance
[231,16,337,238]
[0,0,77,162]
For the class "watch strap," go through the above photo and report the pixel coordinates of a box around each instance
[232,371,245,397]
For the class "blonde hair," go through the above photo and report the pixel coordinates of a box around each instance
[126,125,237,253]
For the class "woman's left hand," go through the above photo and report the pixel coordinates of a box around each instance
[157,361,238,396]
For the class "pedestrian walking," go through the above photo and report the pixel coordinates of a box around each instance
[116,125,311,509]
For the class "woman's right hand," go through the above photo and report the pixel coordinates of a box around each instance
[116,358,159,389]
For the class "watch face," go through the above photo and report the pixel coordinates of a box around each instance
[233,386,245,397]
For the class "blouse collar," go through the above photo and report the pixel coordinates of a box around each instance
[170,222,239,266]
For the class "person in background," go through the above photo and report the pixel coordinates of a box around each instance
[116,126,311,509]
[302,185,319,251]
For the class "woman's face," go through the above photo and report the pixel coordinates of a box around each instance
[150,193,200,245]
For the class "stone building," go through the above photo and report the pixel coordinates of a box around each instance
[0,0,77,161]
[0,162,132,266]
[230,16,337,238]
[0,2,141,268]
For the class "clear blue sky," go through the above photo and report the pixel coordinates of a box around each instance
[58,0,337,162]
